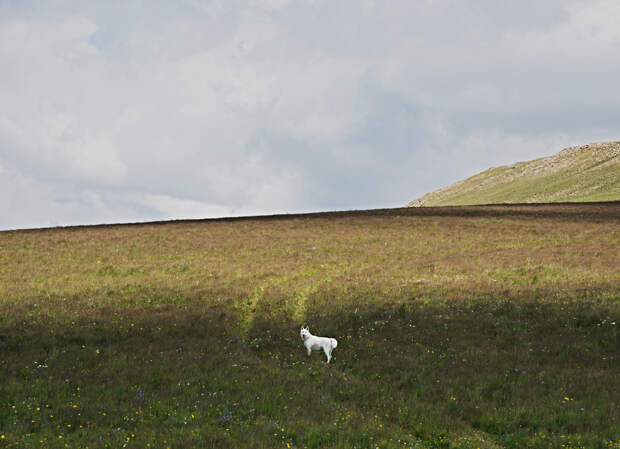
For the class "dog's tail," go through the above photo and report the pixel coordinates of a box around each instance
[331,338,338,348]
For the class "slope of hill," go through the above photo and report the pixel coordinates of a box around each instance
[1,203,619,448]
[408,141,620,207]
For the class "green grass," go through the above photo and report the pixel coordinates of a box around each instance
[1,203,619,448]
[408,142,620,206]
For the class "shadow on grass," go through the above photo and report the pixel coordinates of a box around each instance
[0,284,618,448]
[7,201,619,235]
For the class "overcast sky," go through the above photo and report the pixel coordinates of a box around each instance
[1,0,619,230]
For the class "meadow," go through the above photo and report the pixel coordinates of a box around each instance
[0,203,618,448]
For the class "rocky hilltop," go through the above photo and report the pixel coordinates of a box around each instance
[408,142,620,207]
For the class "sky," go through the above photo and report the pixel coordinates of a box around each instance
[1,0,619,230]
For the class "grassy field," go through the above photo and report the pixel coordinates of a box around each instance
[408,142,620,206]
[1,203,619,448]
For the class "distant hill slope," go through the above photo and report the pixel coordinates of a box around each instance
[408,141,620,207]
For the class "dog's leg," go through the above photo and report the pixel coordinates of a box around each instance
[324,347,331,363]
[307,347,312,357]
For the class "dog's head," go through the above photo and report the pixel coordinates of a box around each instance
[300,326,310,341]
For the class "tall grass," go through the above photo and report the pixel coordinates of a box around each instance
[1,203,619,448]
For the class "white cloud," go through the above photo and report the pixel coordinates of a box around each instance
[0,0,619,230]
[129,193,232,220]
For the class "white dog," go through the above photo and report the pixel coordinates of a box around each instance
[300,326,338,363]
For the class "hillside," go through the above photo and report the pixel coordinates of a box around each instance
[408,141,620,207]
[1,204,619,448]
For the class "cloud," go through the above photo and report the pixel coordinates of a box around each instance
[0,0,619,230]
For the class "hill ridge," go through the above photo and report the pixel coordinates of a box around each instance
[408,141,620,206]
